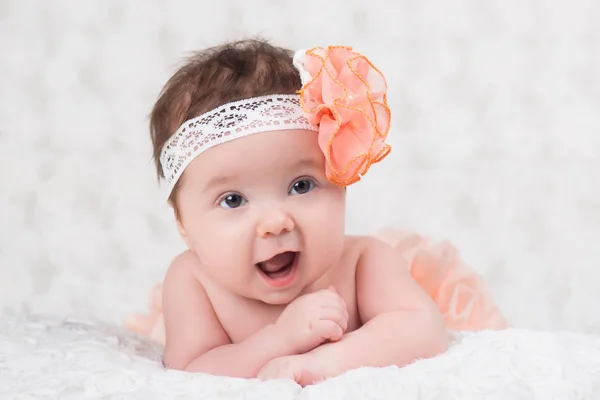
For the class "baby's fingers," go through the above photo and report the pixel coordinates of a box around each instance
[315,307,347,334]
[313,320,344,342]
[316,292,348,313]
[316,303,348,332]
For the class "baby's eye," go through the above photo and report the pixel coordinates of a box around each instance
[219,194,248,209]
[289,179,316,195]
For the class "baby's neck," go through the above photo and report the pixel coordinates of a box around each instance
[299,264,342,296]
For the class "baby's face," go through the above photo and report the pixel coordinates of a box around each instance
[174,129,347,304]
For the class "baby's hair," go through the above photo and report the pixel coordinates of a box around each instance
[149,38,302,207]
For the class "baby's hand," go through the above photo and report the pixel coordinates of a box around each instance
[257,352,336,386]
[275,286,348,354]
[258,354,307,385]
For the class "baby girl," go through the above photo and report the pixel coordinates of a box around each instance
[126,39,507,386]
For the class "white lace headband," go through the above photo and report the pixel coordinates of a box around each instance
[159,94,318,197]
[159,46,392,200]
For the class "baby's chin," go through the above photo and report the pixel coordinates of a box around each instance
[257,277,331,306]
[252,287,304,306]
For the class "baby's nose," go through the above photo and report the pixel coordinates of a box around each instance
[256,208,295,237]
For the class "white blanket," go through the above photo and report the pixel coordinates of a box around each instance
[1,314,600,399]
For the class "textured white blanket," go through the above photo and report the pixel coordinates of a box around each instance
[1,315,599,399]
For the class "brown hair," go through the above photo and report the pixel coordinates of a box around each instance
[149,38,302,209]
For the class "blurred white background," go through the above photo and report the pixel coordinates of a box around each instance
[0,0,599,334]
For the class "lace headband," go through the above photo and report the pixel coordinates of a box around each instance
[160,46,392,199]
[159,94,318,196]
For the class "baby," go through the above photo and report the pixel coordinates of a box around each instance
[126,39,507,386]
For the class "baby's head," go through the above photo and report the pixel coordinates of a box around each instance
[149,39,390,304]
[150,39,302,206]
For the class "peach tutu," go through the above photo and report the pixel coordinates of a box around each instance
[124,229,507,345]
[374,229,507,332]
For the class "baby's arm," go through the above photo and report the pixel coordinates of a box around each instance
[329,237,450,369]
[258,237,450,385]
[161,251,292,378]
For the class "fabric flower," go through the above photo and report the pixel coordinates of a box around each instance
[293,46,391,186]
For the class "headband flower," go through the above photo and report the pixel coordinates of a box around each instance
[293,46,391,186]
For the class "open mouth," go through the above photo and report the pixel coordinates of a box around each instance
[256,251,298,286]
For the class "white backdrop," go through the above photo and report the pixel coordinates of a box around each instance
[1,0,599,334]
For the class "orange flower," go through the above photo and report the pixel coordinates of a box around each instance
[293,46,391,186]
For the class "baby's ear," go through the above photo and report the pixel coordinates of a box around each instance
[175,219,192,249]
[170,202,192,249]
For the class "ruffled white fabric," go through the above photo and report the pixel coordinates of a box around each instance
[2,314,600,399]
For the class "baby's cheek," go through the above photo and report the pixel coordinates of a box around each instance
[190,233,248,276]
[308,217,345,267]
[199,251,251,290]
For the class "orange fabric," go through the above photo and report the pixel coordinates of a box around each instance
[295,46,391,186]
[124,283,166,345]
[375,229,508,332]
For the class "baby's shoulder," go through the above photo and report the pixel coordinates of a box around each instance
[163,250,206,290]
[342,234,392,257]
[341,233,415,277]
[166,250,201,274]
[345,229,449,260]
[338,234,392,273]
